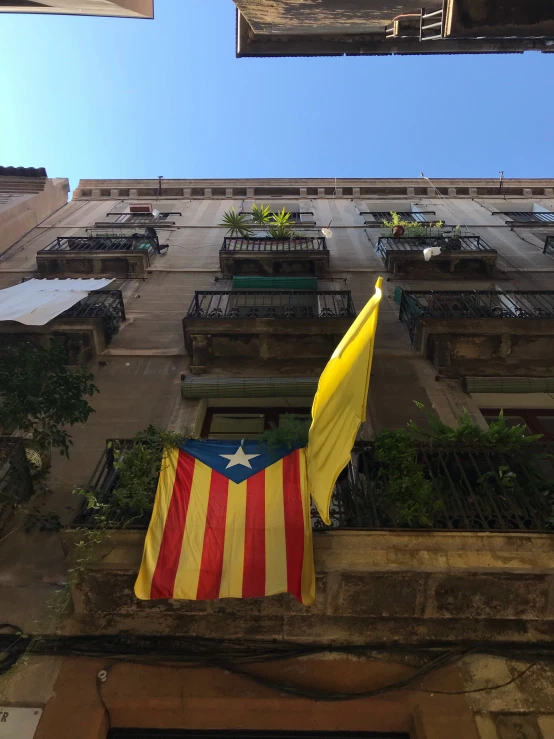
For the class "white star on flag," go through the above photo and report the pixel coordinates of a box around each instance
[220,446,261,469]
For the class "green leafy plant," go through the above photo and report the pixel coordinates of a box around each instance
[250,203,271,226]
[267,207,296,239]
[408,402,542,452]
[383,211,444,238]
[372,428,440,526]
[260,414,310,451]
[220,207,252,237]
[362,403,548,527]
[76,425,193,527]
[0,339,98,458]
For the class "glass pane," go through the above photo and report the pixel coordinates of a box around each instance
[208,413,265,440]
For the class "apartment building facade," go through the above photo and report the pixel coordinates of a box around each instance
[1,178,554,739]
[234,1,554,57]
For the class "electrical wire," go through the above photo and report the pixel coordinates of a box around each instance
[1,630,552,702]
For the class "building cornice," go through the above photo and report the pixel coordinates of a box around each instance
[73,178,554,201]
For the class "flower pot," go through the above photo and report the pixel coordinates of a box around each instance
[392,225,405,238]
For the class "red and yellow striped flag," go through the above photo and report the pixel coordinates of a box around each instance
[135,440,315,605]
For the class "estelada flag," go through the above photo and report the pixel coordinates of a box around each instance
[135,440,315,605]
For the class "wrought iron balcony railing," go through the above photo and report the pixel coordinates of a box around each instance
[61,290,126,322]
[326,443,553,532]
[221,236,328,252]
[187,291,355,319]
[60,290,126,344]
[76,440,554,532]
[40,234,158,254]
[504,212,554,223]
[399,290,554,344]
[377,234,495,258]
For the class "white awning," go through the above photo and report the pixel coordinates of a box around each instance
[0,278,114,326]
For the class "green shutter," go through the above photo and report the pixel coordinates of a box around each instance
[232,276,318,290]
[464,377,554,394]
[181,376,319,399]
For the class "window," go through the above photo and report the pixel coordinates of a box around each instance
[115,212,169,224]
[503,212,554,223]
[241,204,315,227]
[201,407,311,439]
[490,203,554,223]
[481,409,554,441]
[361,204,434,225]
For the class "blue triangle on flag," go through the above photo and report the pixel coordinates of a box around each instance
[180,439,304,484]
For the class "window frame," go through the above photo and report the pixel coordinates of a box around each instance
[201,406,312,439]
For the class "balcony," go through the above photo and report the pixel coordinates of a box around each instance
[183,290,355,373]
[399,290,554,377]
[76,439,554,533]
[36,234,160,278]
[376,235,497,277]
[219,236,329,277]
[0,290,126,365]
[62,435,554,635]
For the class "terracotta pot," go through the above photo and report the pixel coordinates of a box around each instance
[392,225,405,238]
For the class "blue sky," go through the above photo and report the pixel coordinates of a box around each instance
[1,0,553,191]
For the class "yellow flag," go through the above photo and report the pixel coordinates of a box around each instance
[306,278,383,524]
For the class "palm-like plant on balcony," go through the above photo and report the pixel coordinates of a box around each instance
[251,203,271,226]
[267,207,295,239]
[220,207,252,237]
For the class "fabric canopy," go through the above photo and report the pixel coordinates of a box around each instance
[0,278,114,326]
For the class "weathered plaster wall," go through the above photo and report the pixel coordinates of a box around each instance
[235,0,423,34]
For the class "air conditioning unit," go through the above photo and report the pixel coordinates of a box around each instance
[130,203,153,213]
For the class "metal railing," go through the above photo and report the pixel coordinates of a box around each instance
[221,236,328,252]
[61,290,126,322]
[40,234,158,254]
[399,290,554,344]
[0,437,34,515]
[324,444,554,532]
[187,290,356,319]
[75,440,554,532]
[377,235,494,259]
[504,212,554,223]
[420,7,444,41]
